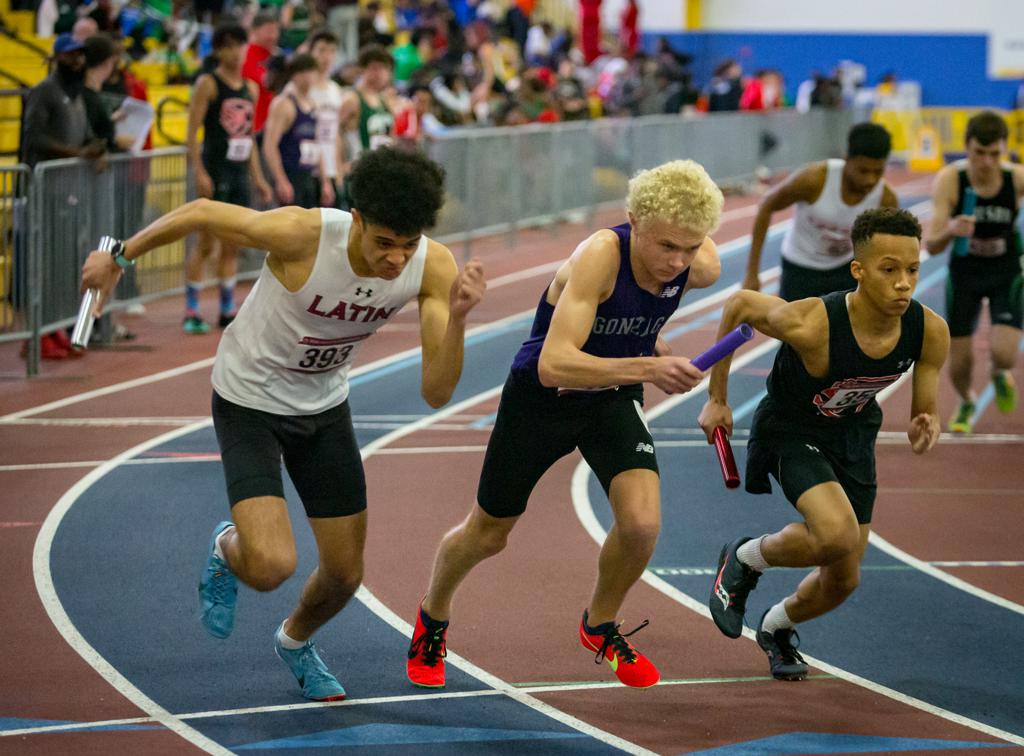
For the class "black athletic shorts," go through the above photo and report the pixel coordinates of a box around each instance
[207,165,251,208]
[477,373,659,518]
[745,430,880,524]
[211,391,366,518]
[779,258,856,302]
[945,260,1023,338]
[286,170,320,209]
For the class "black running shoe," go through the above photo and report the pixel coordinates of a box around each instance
[709,537,761,638]
[756,609,808,681]
[218,312,236,329]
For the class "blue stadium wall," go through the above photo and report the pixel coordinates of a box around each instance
[644,32,1020,108]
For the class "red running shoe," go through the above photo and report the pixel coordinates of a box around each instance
[406,606,449,688]
[579,609,660,688]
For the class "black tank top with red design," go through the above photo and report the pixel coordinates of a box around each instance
[752,290,924,451]
[202,72,255,174]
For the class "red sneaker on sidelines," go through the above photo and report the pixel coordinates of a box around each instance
[406,606,449,688]
[579,610,660,688]
[50,329,83,357]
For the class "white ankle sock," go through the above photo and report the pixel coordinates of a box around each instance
[762,601,795,635]
[736,536,770,572]
[213,525,233,561]
[277,622,306,650]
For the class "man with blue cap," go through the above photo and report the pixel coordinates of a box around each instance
[21,32,107,168]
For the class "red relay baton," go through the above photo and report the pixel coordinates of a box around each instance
[690,324,753,490]
[713,426,740,489]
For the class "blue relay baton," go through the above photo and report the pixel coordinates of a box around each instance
[952,187,977,257]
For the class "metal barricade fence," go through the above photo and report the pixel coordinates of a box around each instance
[428,108,854,253]
[13,109,853,375]
[0,164,30,347]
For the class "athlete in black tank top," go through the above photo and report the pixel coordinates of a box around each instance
[700,207,949,681]
[924,111,1024,433]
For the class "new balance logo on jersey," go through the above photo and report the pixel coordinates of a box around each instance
[660,285,680,298]
[897,358,913,370]
[635,442,654,454]
[805,444,820,453]
[355,287,373,297]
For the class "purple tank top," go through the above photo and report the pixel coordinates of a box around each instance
[510,223,690,386]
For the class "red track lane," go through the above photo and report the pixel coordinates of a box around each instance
[3,171,1019,754]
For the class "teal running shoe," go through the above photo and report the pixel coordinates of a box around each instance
[183,315,210,335]
[275,625,347,701]
[198,521,237,639]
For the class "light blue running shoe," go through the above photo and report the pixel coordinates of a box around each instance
[198,521,238,639]
[275,624,347,701]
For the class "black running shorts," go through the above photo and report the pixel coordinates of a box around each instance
[945,262,1023,338]
[211,391,367,518]
[477,374,659,518]
[745,432,877,524]
[779,258,856,302]
[207,165,251,208]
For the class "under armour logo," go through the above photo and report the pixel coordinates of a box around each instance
[355,287,373,297]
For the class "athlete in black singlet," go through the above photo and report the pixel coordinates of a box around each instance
[926,110,1024,433]
[700,207,949,680]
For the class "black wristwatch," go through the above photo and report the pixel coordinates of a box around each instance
[110,239,135,268]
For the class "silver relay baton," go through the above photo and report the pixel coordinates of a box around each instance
[71,235,118,350]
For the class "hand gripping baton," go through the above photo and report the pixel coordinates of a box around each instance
[952,187,976,257]
[71,235,118,350]
[691,323,754,489]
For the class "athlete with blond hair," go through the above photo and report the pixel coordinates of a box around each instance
[405,160,724,689]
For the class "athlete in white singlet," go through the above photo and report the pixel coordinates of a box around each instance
[80,147,485,702]
[744,122,898,301]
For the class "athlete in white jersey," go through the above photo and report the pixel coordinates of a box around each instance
[744,122,898,301]
[81,147,485,702]
[307,30,345,205]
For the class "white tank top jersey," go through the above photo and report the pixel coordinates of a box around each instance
[212,208,429,415]
[781,158,886,270]
[309,80,343,178]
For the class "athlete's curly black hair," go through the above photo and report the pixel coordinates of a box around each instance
[348,147,446,236]
[851,207,921,258]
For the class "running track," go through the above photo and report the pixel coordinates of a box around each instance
[1,170,1022,755]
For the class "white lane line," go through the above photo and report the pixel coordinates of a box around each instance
[33,419,231,755]
[0,220,788,424]
[571,461,1024,746]
[33,383,655,755]
[570,322,1024,745]
[1,670,812,738]
[868,532,1024,617]
[355,386,658,755]
[0,417,208,427]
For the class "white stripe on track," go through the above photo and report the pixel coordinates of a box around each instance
[0,219,789,423]
[569,283,1024,746]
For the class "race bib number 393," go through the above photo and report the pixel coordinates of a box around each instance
[287,334,367,373]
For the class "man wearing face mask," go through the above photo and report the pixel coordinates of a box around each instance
[80,146,485,701]
[20,33,106,169]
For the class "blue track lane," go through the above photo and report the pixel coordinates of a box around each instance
[587,250,1024,736]
[49,215,1020,751]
